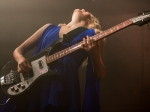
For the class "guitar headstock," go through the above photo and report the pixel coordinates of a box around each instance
[131,10,150,26]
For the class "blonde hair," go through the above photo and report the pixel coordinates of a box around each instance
[88,13,102,30]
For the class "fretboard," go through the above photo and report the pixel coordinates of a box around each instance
[46,19,133,64]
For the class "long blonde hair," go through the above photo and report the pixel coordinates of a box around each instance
[88,13,102,30]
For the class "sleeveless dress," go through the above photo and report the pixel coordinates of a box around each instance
[0,24,100,112]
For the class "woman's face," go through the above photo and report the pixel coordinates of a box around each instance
[72,9,91,22]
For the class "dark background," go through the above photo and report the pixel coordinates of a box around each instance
[0,0,150,111]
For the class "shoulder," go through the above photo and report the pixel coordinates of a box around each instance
[42,23,52,29]
[37,23,51,31]
[38,23,56,33]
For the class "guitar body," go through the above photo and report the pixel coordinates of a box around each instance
[0,38,63,97]
[1,10,150,98]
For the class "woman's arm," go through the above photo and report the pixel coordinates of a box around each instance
[13,23,51,72]
[82,29,106,80]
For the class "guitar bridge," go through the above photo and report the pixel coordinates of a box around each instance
[1,70,17,86]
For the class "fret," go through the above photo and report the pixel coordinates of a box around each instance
[60,51,63,56]
[46,56,51,63]
[53,55,56,61]
[64,49,67,54]
[46,58,49,63]
[48,57,51,63]
[52,55,55,61]
[103,32,107,37]
[55,54,57,59]
[123,23,125,27]
[66,48,69,52]
[49,57,51,62]
[56,53,59,59]
[53,54,57,61]
[64,49,67,55]
[59,51,61,56]
[67,48,71,54]
[110,29,113,33]
[60,51,64,57]
[56,53,59,58]
[116,26,119,30]
[51,56,54,60]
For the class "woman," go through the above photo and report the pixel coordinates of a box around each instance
[1,9,106,112]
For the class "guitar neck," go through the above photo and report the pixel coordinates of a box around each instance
[93,19,132,41]
[46,19,133,64]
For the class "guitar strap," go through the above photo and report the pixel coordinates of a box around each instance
[63,27,88,43]
[45,26,88,56]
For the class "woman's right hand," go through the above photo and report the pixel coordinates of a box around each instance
[13,24,51,73]
[17,57,32,73]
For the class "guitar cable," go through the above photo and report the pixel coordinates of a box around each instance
[0,98,11,106]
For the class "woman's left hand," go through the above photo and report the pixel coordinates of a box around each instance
[82,35,98,57]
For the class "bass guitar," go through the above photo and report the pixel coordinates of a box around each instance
[1,10,150,97]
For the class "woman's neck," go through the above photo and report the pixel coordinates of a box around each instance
[66,21,87,29]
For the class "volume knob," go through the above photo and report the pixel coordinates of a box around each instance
[14,88,19,92]
[17,84,21,88]
[10,87,15,91]
[21,84,25,89]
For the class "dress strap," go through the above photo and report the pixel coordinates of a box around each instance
[63,27,88,43]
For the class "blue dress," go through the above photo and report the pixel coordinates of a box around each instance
[0,24,100,112]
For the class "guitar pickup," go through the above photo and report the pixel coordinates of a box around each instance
[38,60,44,69]
[31,56,48,75]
